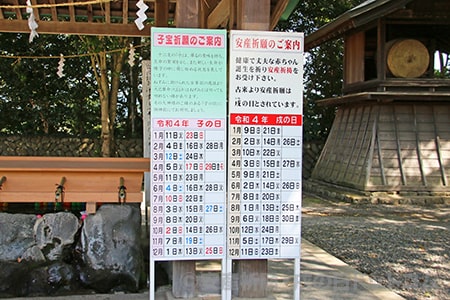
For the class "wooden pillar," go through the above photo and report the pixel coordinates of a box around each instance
[170,1,200,298]
[169,1,273,298]
[175,0,200,28]
[237,0,270,30]
[237,259,268,297]
[344,32,365,85]
[86,202,97,214]
[376,19,387,81]
[155,0,169,27]
[172,260,196,298]
[235,0,270,297]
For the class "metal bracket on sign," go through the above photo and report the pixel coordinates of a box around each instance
[55,177,66,204]
[0,176,6,190]
[118,177,126,204]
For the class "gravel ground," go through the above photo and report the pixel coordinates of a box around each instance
[301,194,449,300]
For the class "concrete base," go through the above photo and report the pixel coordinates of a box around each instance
[304,179,450,205]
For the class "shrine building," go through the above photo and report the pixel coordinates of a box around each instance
[305,0,450,204]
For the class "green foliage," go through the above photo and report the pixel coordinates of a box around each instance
[0,33,143,138]
[0,33,99,136]
[434,51,450,78]
[276,0,365,141]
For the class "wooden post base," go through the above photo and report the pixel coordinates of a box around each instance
[237,259,268,298]
[172,260,196,298]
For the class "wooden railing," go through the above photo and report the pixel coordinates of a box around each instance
[0,156,150,213]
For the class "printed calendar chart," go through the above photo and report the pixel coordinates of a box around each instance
[150,28,227,260]
[228,30,304,259]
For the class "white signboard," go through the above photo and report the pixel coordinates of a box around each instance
[150,28,227,260]
[228,30,304,259]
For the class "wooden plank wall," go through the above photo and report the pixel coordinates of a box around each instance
[312,104,376,190]
[311,103,450,192]
[344,32,365,85]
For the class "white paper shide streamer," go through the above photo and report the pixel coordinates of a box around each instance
[57,54,65,78]
[134,0,148,31]
[26,0,39,42]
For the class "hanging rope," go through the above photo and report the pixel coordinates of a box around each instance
[0,42,149,60]
[0,42,149,77]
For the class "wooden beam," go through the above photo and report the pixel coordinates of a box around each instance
[0,0,181,36]
[49,0,58,21]
[200,0,220,28]
[207,0,229,29]
[0,157,149,204]
[30,0,40,21]
[122,0,128,24]
[0,19,152,37]
[155,0,169,27]
[68,0,75,22]
[0,190,144,203]
[270,0,289,30]
[13,0,23,20]
[104,0,111,24]
[87,3,93,22]
[0,157,150,172]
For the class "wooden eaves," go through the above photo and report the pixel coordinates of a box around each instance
[0,0,299,36]
[304,0,415,51]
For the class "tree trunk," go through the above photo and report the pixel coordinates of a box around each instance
[98,54,111,157]
[108,48,126,156]
[83,37,128,157]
